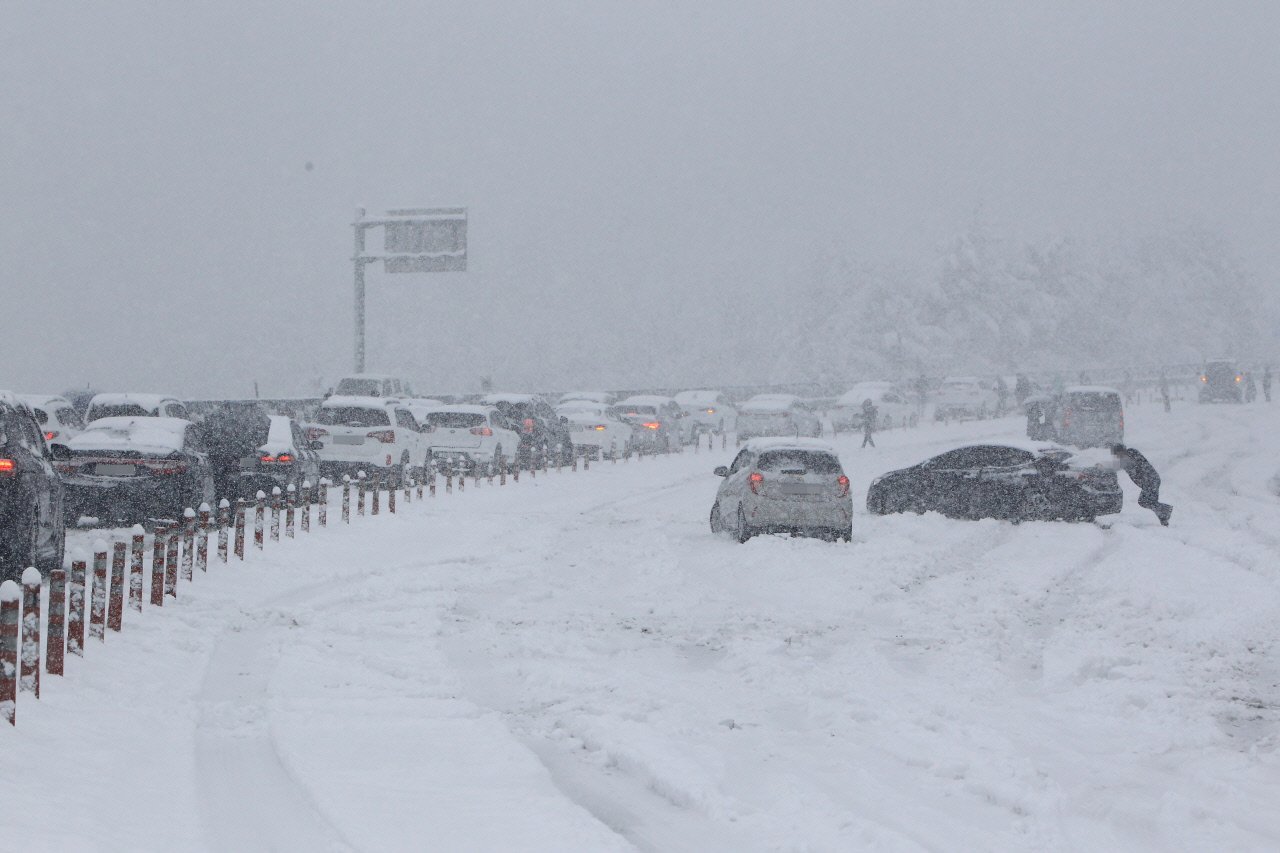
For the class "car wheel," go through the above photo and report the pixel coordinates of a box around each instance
[709,502,724,534]
[1021,491,1054,522]
[735,506,753,543]
[839,525,853,543]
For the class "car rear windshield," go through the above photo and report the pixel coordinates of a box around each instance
[425,412,485,428]
[336,379,385,396]
[90,404,152,419]
[316,407,390,427]
[1065,393,1121,412]
[757,450,841,473]
[1205,363,1238,380]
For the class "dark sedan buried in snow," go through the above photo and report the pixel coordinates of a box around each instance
[866,442,1121,523]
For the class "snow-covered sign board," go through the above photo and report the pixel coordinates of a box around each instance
[381,208,467,272]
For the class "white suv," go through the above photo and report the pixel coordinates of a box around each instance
[413,404,520,475]
[18,394,86,447]
[306,396,427,479]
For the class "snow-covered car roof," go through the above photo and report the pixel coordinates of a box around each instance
[673,390,723,405]
[404,397,445,408]
[482,393,539,405]
[88,392,178,411]
[561,410,614,423]
[836,384,900,405]
[261,416,298,452]
[0,390,25,408]
[321,395,398,410]
[1062,385,1122,396]
[69,417,192,455]
[558,391,614,404]
[557,401,608,414]
[616,395,675,407]
[740,398,795,413]
[741,437,839,454]
[941,377,983,385]
[412,404,491,416]
[16,393,72,409]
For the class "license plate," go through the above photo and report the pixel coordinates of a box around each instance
[240,456,258,469]
[95,463,137,477]
[780,483,823,495]
[333,435,365,445]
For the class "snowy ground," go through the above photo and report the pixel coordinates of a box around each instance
[2,400,1278,851]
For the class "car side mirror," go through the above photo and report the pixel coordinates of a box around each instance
[714,466,729,477]
[50,443,73,461]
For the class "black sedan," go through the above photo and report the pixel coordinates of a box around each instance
[866,443,1121,522]
[0,395,67,581]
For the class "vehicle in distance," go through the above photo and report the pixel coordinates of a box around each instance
[555,401,634,460]
[306,396,427,480]
[58,417,215,523]
[710,438,852,542]
[415,405,519,474]
[1024,386,1123,449]
[611,395,685,453]
[673,390,736,436]
[831,383,915,431]
[230,415,321,499]
[332,374,415,398]
[0,393,67,580]
[482,394,574,466]
[18,394,86,447]
[1198,360,1243,403]
[735,394,822,441]
[933,377,999,421]
[85,393,189,424]
[866,442,1121,522]
[557,391,616,407]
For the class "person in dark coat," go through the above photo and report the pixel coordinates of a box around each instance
[1264,366,1273,403]
[860,399,877,448]
[1111,444,1172,526]
[1159,371,1171,413]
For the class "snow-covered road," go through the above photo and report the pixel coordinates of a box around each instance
[3,401,1278,851]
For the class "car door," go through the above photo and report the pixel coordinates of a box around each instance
[719,448,755,517]
[394,408,421,465]
[9,405,58,551]
[918,448,989,515]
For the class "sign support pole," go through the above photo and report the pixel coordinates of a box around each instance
[353,207,368,373]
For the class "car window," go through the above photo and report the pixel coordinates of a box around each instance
[32,407,49,426]
[929,446,1033,469]
[336,378,383,396]
[425,412,485,428]
[395,409,418,430]
[184,425,206,453]
[316,406,392,427]
[167,403,189,419]
[757,450,841,473]
[57,406,85,429]
[1064,392,1121,413]
[883,393,902,404]
[728,450,752,474]
[291,422,305,449]
[90,403,150,419]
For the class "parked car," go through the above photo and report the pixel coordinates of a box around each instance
[558,391,616,407]
[735,394,822,441]
[1198,360,1244,403]
[933,377,1000,421]
[332,374,416,398]
[831,383,915,431]
[709,438,852,542]
[18,394,86,447]
[415,405,519,474]
[1046,386,1124,449]
[866,442,1121,522]
[556,401,635,460]
[58,417,215,523]
[305,396,427,480]
[482,394,574,466]
[611,395,686,452]
[85,393,189,424]
[0,393,67,580]
[226,415,321,499]
[673,390,736,436]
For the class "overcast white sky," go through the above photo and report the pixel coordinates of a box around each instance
[3,1,1277,397]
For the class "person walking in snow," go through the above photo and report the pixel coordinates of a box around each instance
[1264,366,1273,403]
[860,399,877,448]
[1111,444,1172,526]
[1159,371,1171,413]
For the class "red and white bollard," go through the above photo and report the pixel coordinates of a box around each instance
[301,481,311,532]
[388,473,396,513]
[285,484,296,538]
[430,470,438,496]
[404,476,412,505]
[46,568,66,675]
[372,472,381,514]
[164,527,179,597]
[254,491,266,549]
[270,487,282,541]
[1,580,18,725]
[342,475,352,523]
[129,525,145,613]
[457,467,464,492]
[90,543,108,642]
[357,471,367,516]
[109,541,126,631]
[446,470,453,494]
[416,477,424,500]
[318,478,329,527]
[234,499,247,560]
[722,432,727,451]
[151,527,166,606]
[180,509,195,581]
[611,438,617,463]
[68,556,86,656]
[197,503,210,572]
[20,567,41,699]
[583,451,590,471]
[218,499,231,562]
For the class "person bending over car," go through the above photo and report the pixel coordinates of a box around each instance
[1111,444,1172,526]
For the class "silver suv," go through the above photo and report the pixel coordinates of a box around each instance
[709,439,852,542]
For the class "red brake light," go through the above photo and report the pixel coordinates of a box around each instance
[643,421,661,430]
[260,454,276,463]
[44,431,58,442]
[0,458,15,476]
[748,471,764,494]
[470,426,494,436]
[837,474,850,497]
[278,453,293,463]
[1201,376,1207,382]
[1236,375,1242,383]
[705,408,716,414]
[592,424,607,431]
[366,430,396,444]
[522,418,536,434]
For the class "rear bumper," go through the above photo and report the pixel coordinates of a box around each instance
[62,477,191,521]
[745,496,852,530]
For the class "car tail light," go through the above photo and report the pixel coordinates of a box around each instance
[1236,375,1242,383]
[470,426,494,436]
[837,475,850,497]
[385,454,393,466]
[705,408,716,414]
[0,458,15,477]
[366,430,396,444]
[592,424,607,431]
[147,462,189,476]
[261,453,294,464]
[748,471,764,494]
[1201,375,1207,383]
[643,421,661,430]
[523,418,536,434]
[1062,407,1072,428]
[44,431,58,442]
[260,454,275,463]
[306,427,329,441]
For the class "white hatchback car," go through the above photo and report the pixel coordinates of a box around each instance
[831,383,917,431]
[306,396,427,479]
[85,393,189,424]
[673,390,736,436]
[413,404,519,474]
[735,394,822,441]
[18,394,86,447]
[555,401,635,460]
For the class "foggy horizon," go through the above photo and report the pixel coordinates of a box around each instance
[4,1,1278,398]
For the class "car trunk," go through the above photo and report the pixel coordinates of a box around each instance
[425,412,486,448]
[754,450,844,502]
